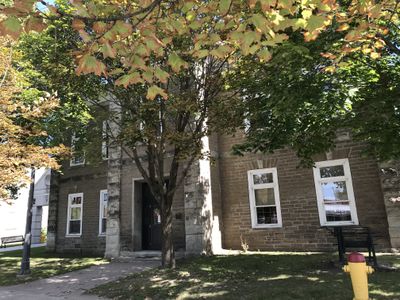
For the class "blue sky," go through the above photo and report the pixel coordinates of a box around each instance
[37,0,55,12]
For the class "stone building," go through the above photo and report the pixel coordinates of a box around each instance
[46,126,399,256]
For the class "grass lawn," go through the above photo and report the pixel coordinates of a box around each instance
[90,252,400,300]
[0,246,107,286]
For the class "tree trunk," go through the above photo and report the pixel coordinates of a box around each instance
[19,168,35,275]
[161,195,175,268]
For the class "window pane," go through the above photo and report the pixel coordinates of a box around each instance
[69,220,81,234]
[70,207,81,220]
[320,165,345,178]
[102,204,107,218]
[325,203,352,222]
[255,188,275,206]
[256,207,278,224]
[101,218,107,234]
[253,173,273,184]
[71,196,82,205]
[321,181,348,201]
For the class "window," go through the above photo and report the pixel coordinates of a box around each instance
[70,134,85,166]
[99,190,108,235]
[102,121,109,160]
[247,168,282,228]
[66,193,83,236]
[313,159,358,226]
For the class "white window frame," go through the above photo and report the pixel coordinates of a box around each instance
[247,168,283,229]
[66,193,83,237]
[101,121,109,160]
[70,133,85,166]
[313,158,359,226]
[99,189,108,236]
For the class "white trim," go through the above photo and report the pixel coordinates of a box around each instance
[313,158,359,226]
[99,189,108,236]
[66,193,83,237]
[247,168,283,229]
[70,134,85,166]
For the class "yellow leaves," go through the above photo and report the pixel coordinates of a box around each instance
[324,65,336,73]
[336,23,349,32]
[76,54,107,76]
[301,9,312,19]
[146,85,168,100]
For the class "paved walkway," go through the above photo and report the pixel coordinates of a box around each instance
[0,260,160,300]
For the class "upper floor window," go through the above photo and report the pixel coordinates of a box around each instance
[66,193,83,236]
[313,159,358,226]
[247,168,282,228]
[99,189,108,235]
[70,133,85,166]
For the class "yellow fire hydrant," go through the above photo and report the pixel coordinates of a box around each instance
[343,252,374,300]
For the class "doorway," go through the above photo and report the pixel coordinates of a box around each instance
[142,183,162,250]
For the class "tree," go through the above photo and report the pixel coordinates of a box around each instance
[229,20,400,165]
[1,0,396,268]
[16,10,241,267]
[0,0,396,98]
[0,37,66,200]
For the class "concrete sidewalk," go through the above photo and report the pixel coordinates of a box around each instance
[0,260,160,299]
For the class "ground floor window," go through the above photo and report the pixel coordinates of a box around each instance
[313,158,359,226]
[247,168,282,228]
[66,193,83,236]
[99,190,108,235]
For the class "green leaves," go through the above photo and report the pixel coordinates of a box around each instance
[76,54,107,76]
[219,0,231,15]
[0,17,22,39]
[115,72,142,87]
[168,52,187,73]
[146,85,168,100]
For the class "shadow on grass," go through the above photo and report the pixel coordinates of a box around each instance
[91,253,400,300]
[0,247,106,286]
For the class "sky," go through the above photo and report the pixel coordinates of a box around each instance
[37,0,55,12]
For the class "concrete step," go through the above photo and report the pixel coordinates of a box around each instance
[115,250,185,262]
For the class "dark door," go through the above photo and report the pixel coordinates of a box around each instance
[142,183,162,250]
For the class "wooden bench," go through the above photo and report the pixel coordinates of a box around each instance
[0,235,24,248]
[329,226,377,266]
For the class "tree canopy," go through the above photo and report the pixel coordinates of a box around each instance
[0,37,67,200]
[229,18,400,165]
[0,0,397,98]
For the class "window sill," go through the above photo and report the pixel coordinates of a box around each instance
[321,221,359,227]
[252,224,283,229]
[70,163,85,167]
[98,233,106,237]
[65,234,82,238]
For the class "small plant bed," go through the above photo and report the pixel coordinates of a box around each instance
[90,252,400,300]
[0,246,107,286]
